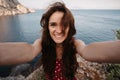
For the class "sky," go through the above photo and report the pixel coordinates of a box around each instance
[18,0,120,9]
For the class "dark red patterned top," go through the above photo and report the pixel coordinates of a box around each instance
[46,59,77,80]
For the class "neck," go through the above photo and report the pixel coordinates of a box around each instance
[56,43,62,48]
[56,44,63,60]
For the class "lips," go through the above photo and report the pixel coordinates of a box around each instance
[54,33,64,38]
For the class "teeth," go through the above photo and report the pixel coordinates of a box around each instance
[55,34,63,38]
[56,35,62,38]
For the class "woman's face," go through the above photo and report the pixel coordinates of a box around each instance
[48,11,69,44]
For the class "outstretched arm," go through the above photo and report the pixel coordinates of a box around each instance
[75,40,120,63]
[0,39,42,66]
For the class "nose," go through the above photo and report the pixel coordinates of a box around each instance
[56,26,62,33]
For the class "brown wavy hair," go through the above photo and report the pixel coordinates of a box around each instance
[40,2,78,80]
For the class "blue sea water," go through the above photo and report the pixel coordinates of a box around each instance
[72,10,120,43]
[0,10,120,43]
[0,10,120,76]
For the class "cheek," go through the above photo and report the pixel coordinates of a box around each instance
[48,27,53,36]
[66,28,69,35]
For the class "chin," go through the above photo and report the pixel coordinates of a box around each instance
[54,39,64,44]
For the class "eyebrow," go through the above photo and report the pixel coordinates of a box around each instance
[49,22,57,25]
[49,21,55,23]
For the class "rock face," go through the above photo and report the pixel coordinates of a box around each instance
[2,54,119,80]
[0,54,107,80]
[0,0,35,16]
[26,54,107,80]
[0,75,25,80]
[0,63,33,80]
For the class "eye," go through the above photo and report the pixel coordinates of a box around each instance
[49,22,57,27]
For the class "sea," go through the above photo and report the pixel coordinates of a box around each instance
[0,9,120,76]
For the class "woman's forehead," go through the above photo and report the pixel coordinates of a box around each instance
[49,11,64,22]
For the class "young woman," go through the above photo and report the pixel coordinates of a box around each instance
[0,2,120,80]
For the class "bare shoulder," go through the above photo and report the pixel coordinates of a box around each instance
[74,39,86,54]
[35,38,42,43]
[74,39,85,47]
[32,38,42,55]
[32,39,42,47]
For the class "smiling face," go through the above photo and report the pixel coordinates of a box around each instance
[48,11,69,44]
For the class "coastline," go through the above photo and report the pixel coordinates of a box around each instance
[0,0,35,16]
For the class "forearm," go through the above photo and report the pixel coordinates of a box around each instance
[0,42,34,65]
[81,40,120,63]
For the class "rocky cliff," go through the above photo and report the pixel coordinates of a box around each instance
[0,0,35,16]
